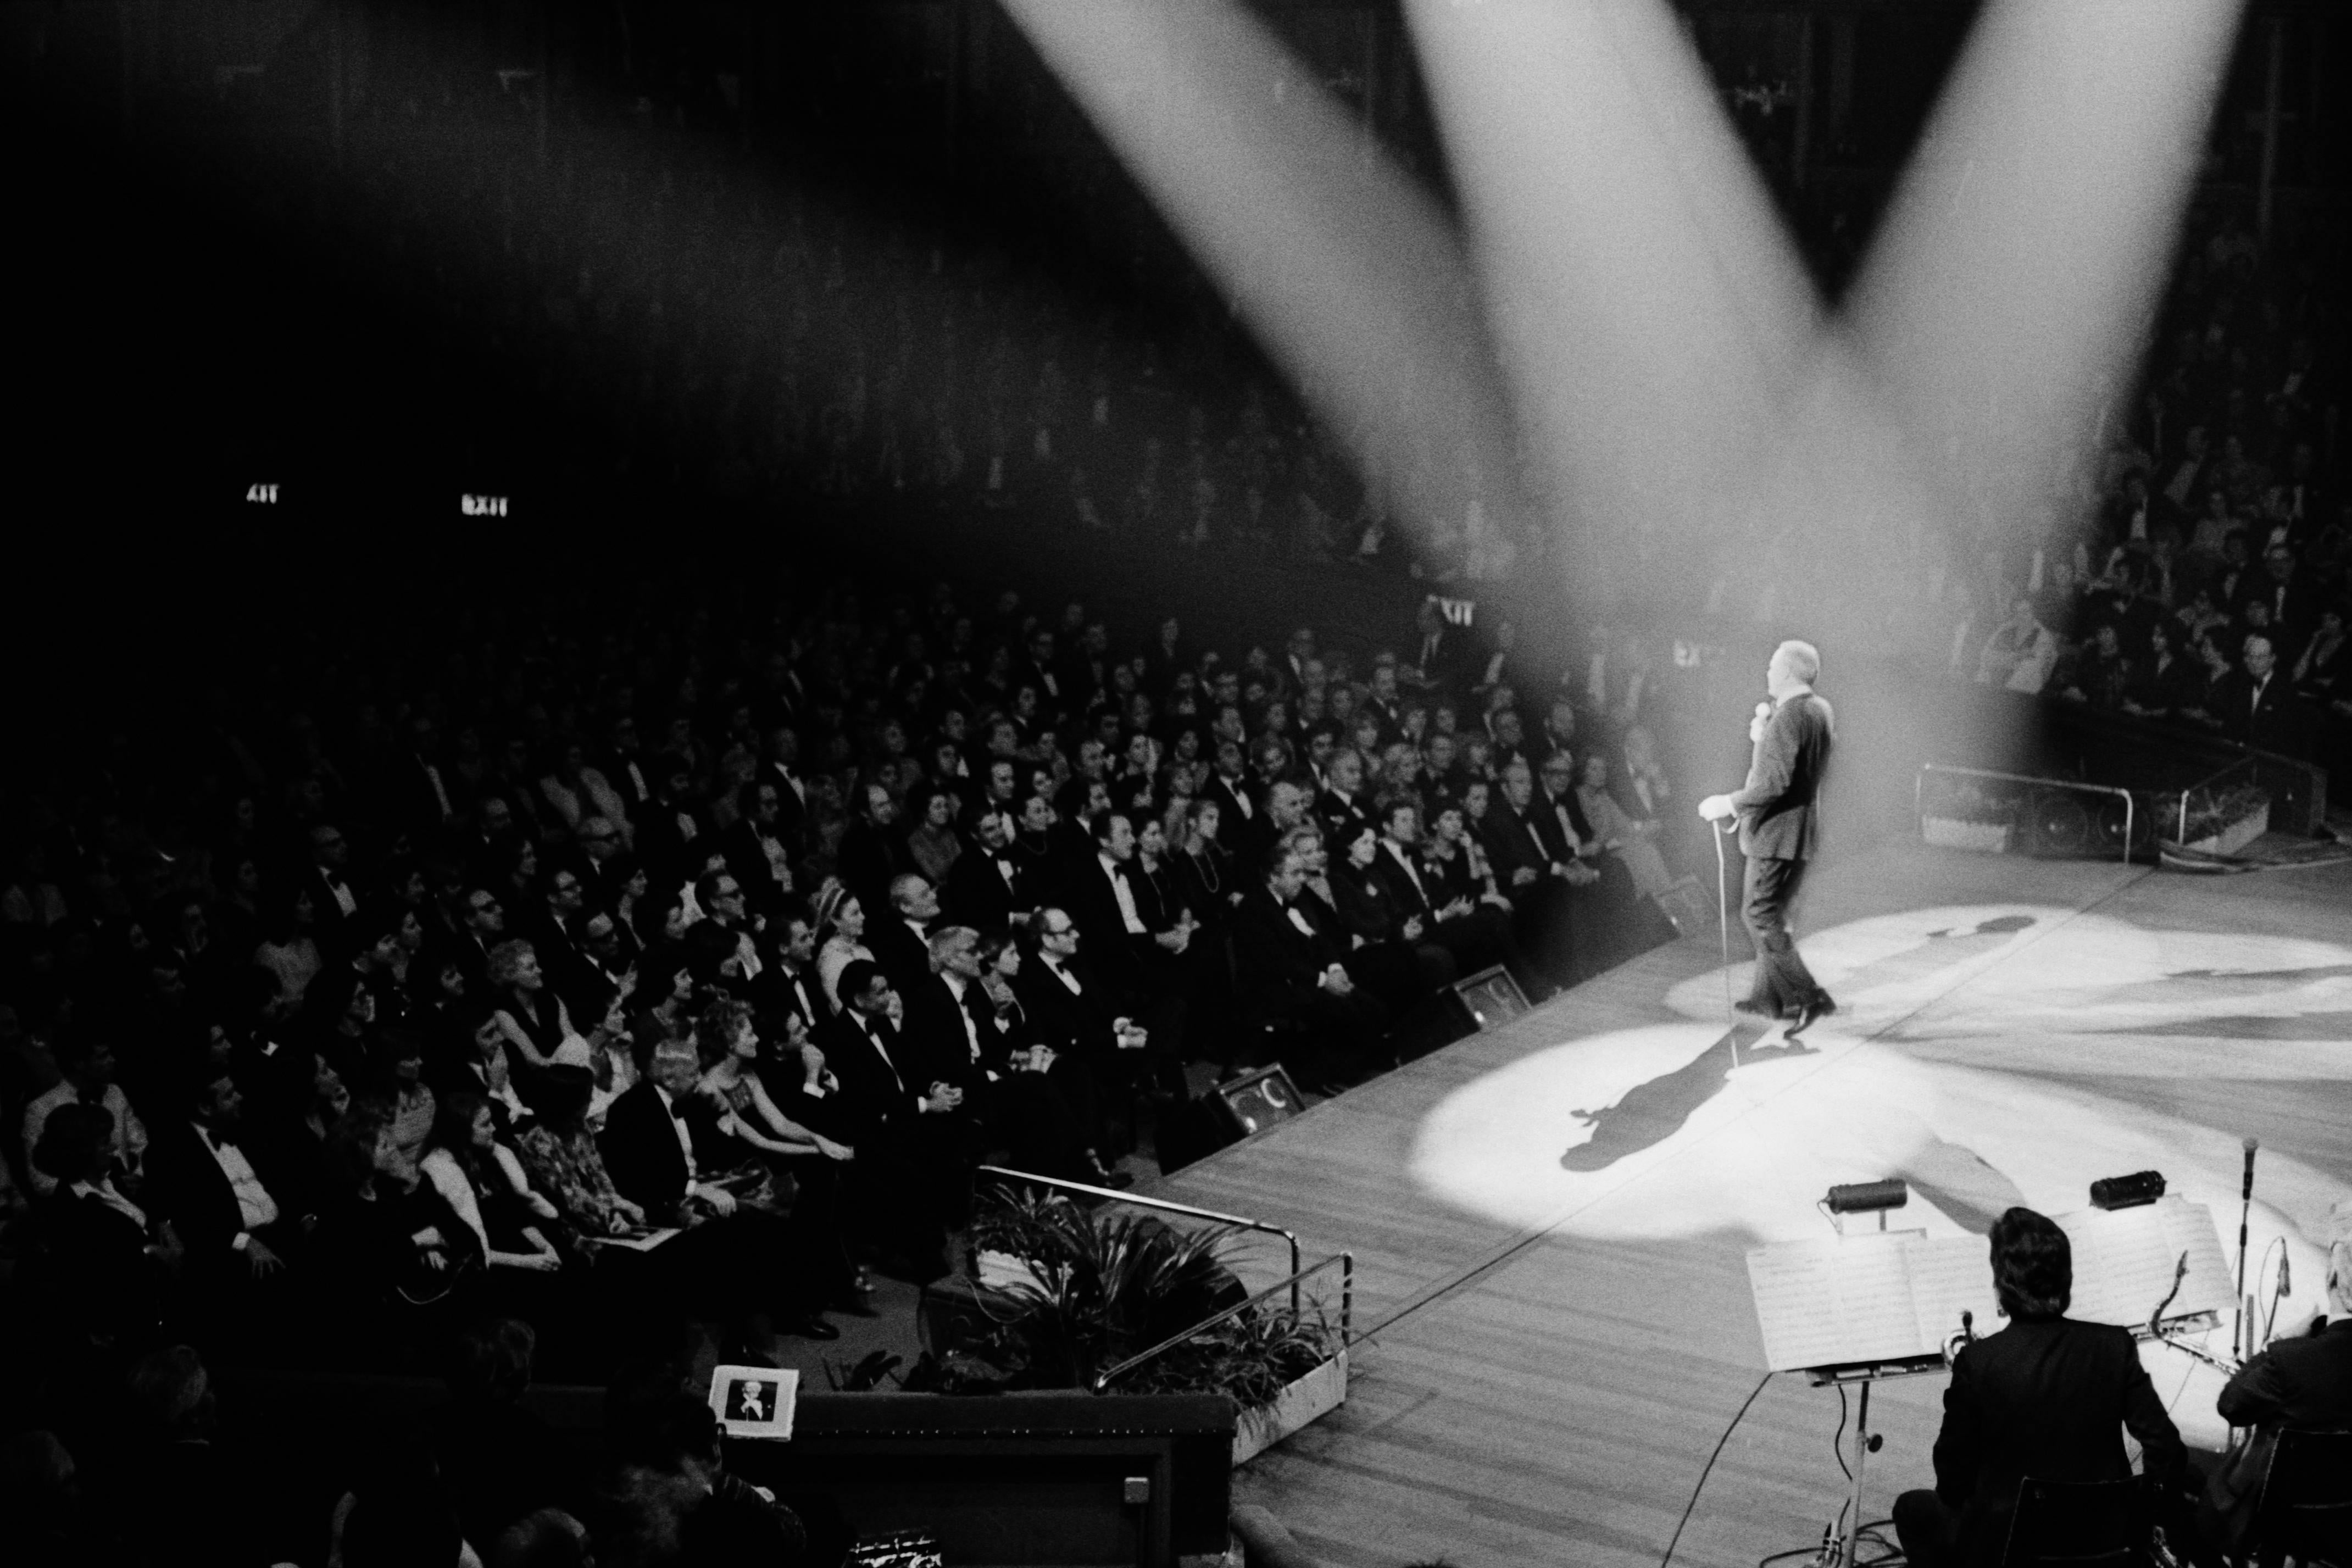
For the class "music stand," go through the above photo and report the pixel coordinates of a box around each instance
[1802,1354,1945,1568]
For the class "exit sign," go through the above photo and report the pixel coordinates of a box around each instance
[461,494,510,517]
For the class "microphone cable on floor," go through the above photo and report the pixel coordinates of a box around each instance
[1659,1370,1776,1568]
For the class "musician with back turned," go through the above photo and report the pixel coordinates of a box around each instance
[1893,1207,2186,1568]
[1698,638,1837,1033]
[2190,1200,2352,1564]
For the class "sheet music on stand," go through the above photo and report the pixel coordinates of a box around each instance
[1747,1230,2000,1374]
[2053,1198,2232,1330]
[1745,1199,2233,1374]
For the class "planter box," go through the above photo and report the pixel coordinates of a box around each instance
[2186,800,2269,857]
[1922,817,2011,854]
[1232,1350,1347,1469]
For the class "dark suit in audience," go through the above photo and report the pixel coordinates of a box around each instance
[819,983,957,1278]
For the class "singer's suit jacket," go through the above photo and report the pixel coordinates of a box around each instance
[1728,690,1834,861]
[1931,1316,2184,1567]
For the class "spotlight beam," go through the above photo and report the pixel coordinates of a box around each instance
[1847,0,2245,545]
[999,0,1536,558]
[1402,0,1821,559]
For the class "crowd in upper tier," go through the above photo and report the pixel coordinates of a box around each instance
[1948,213,2348,779]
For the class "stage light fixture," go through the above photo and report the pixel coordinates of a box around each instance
[1825,1180,1909,1233]
[2089,1170,2166,1210]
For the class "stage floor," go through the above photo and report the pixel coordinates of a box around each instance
[1145,839,2352,1568]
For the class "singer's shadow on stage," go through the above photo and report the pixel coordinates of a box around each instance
[1560,1028,1817,1172]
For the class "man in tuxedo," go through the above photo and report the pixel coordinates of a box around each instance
[945,810,1031,932]
[722,780,798,913]
[1533,698,1579,772]
[1374,802,1524,986]
[2207,634,2311,758]
[1204,741,1260,852]
[1482,759,1595,986]
[597,712,658,824]
[868,874,940,994]
[1230,847,1390,1087]
[1360,658,1406,746]
[696,870,767,984]
[149,1072,298,1297]
[635,757,712,891]
[761,725,810,854]
[1410,598,1468,697]
[1701,640,1836,1032]
[836,785,908,916]
[1015,907,1182,1103]
[752,915,828,1043]
[597,1039,837,1338]
[397,715,462,837]
[1070,817,1194,1072]
[308,824,364,960]
[1252,776,1315,876]
[520,865,599,1013]
[433,885,507,989]
[1893,1207,2184,1568]
[1316,750,1375,848]
[1069,815,1153,993]
[599,1039,753,1226]
[819,960,964,1280]
[574,815,630,907]
[911,926,1117,1187]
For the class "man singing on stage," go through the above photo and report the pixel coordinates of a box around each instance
[1699,639,1836,1034]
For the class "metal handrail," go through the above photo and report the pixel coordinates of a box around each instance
[1915,762,2135,861]
[2171,752,2260,844]
[1092,1251,1354,1394]
[976,1165,1304,1310]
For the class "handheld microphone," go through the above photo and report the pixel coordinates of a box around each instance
[2243,1137,2259,1199]
[2278,1252,2290,1297]
[1961,1310,1975,1342]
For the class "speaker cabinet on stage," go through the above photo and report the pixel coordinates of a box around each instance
[1449,965,1531,1032]
[1156,1065,1306,1174]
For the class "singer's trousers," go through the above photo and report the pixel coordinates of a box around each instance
[1741,853,1824,1015]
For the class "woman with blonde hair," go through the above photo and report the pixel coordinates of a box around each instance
[487,940,621,1078]
[810,877,874,1013]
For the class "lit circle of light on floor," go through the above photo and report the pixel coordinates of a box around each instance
[1408,902,2352,1419]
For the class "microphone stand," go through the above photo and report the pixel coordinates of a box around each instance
[1712,819,1739,1071]
[2233,1138,2258,1360]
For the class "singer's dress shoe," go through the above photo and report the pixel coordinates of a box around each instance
[1786,994,1837,1036]
[1732,998,1781,1021]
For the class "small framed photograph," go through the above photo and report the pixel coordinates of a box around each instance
[709,1365,798,1441]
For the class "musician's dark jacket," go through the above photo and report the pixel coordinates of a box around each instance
[1728,690,1834,861]
[1931,1315,2186,1565]
[2205,1316,2352,1547]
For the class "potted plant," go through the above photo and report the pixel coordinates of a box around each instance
[963,1191,1348,1467]
[1920,777,2015,853]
